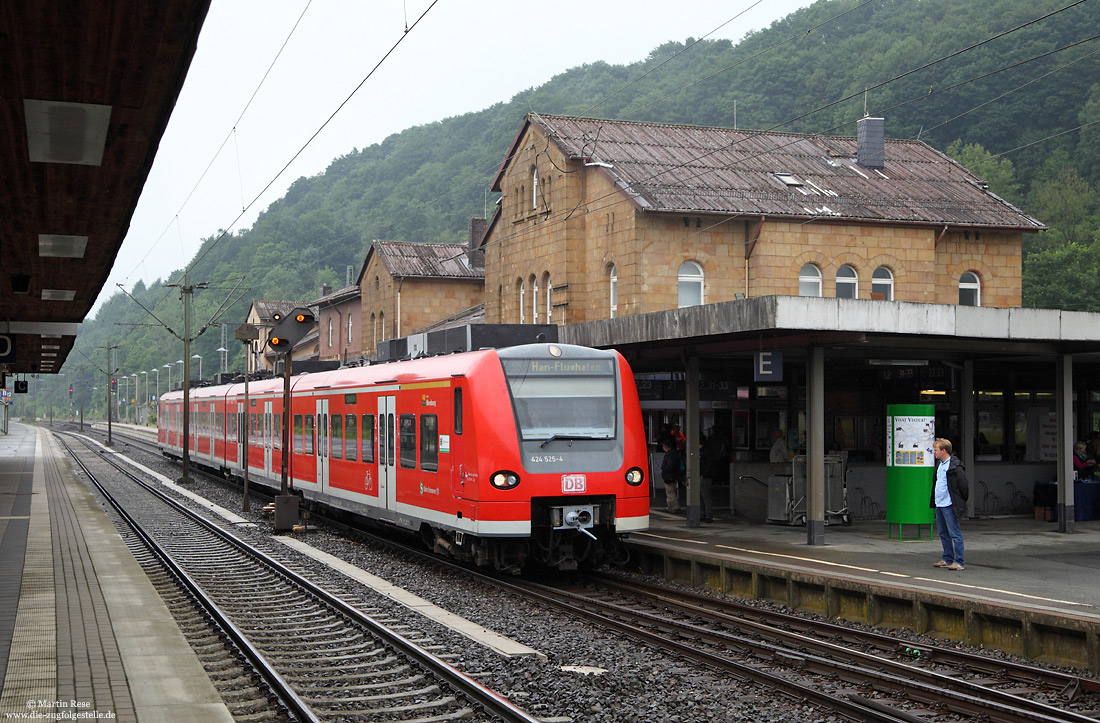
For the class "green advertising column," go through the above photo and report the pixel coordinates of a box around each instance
[886,404,935,540]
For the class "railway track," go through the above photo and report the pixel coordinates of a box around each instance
[493,573,1099,723]
[57,432,539,723]
[96,424,1100,721]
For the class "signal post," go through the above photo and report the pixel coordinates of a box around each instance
[267,308,314,531]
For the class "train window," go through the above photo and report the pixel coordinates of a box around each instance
[251,413,259,444]
[331,414,343,460]
[293,415,303,453]
[399,414,416,469]
[454,388,462,435]
[421,415,438,472]
[502,357,618,442]
[362,414,375,463]
[273,414,281,450]
[345,415,357,461]
[304,415,315,455]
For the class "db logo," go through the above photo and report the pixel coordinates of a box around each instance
[561,474,586,493]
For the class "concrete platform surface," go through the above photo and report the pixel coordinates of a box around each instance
[0,422,233,722]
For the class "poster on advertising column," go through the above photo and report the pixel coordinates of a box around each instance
[886,404,935,535]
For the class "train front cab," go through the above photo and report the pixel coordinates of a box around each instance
[457,344,650,571]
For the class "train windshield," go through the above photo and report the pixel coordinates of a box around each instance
[501,357,617,441]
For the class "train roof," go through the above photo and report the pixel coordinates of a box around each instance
[158,343,622,403]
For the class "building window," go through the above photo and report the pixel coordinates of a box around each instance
[379,311,385,341]
[609,264,618,318]
[371,313,376,349]
[542,272,552,323]
[871,266,894,301]
[836,265,858,299]
[327,317,333,348]
[532,168,539,209]
[959,271,981,307]
[518,279,525,324]
[799,263,822,297]
[531,274,538,324]
[678,261,704,308]
[347,313,353,345]
[374,276,379,290]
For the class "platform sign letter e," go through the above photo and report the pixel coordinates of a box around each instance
[0,334,14,364]
[754,350,783,382]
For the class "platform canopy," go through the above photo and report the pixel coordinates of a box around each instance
[0,1,211,376]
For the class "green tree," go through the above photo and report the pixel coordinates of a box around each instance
[945,141,1021,206]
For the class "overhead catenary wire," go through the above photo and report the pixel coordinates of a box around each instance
[446,3,1096,268]
[182,0,441,279]
[127,1,317,286]
[307,2,1094,304]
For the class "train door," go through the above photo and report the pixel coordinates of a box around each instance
[316,398,329,491]
[450,386,466,499]
[377,396,395,508]
[263,401,273,473]
[237,402,245,470]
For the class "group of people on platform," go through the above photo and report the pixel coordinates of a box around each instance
[657,424,729,522]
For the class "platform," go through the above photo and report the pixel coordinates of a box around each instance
[627,505,1100,673]
[0,422,232,722]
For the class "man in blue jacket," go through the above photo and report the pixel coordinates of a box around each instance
[930,437,969,570]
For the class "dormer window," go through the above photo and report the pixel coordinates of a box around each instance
[775,173,803,187]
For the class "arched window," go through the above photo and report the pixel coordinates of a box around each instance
[532,168,539,209]
[374,276,379,290]
[835,265,858,299]
[371,313,377,350]
[518,279,526,324]
[531,274,538,324]
[379,311,385,341]
[959,271,981,307]
[542,272,552,324]
[871,266,893,301]
[678,261,704,308]
[799,263,822,297]
[609,264,618,318]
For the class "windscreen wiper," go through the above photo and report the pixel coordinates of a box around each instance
[538,434,611,448]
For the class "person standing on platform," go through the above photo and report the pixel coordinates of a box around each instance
[930,437,968,571]
[660,439,683,513]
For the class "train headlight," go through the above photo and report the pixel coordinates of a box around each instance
[625,467,644,486]
[491,470,521,490]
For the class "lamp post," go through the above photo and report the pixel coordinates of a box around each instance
[192,354,203,383]
[118,376,128,423]
[163,363,172,393]
[132,374,140,424]
[151,367,160,402]
[216,346,227,378]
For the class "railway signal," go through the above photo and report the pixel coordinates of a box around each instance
[267,307,314,353]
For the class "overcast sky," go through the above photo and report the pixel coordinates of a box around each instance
[101,0,814,312]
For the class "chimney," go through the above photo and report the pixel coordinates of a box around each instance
[467,217,487,269]
[321,283,332,297]
[856,116,885,170]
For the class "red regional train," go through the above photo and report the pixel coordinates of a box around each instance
[159,343,649,571]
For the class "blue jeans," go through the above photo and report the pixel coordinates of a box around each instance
[934,505,964,566]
